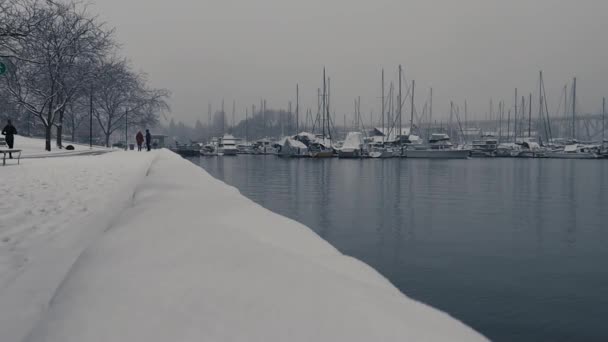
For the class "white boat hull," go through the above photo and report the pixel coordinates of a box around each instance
[544,152,599,159]
[338,149,363,158]
[404,149,470,159]
[219,148,239,156]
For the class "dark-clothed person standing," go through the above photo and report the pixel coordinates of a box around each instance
[145,129,152,151]
[1,119,17,159]
[136,131,144,151]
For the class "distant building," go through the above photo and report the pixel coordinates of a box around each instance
[151,134,168,149]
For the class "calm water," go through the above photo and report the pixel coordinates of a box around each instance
[192,156,608,341]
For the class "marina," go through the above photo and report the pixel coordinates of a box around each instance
[193,154,608,342]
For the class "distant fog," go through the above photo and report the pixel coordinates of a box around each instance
[92,0,608,125]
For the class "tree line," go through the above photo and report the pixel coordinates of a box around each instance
[164,107,315,144]
[0,0,169,150]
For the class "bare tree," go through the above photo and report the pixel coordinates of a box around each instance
[2,0,114,150]
[91,58,169,146]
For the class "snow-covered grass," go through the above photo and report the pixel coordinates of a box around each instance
[8,136,110,159]
[13,150,487,342]
[0,150,155,342]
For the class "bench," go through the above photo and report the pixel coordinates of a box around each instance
[0,137,22,166]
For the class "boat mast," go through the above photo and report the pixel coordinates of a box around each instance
[429,87,433,141]
[327,76,332,139]
[411,80,415,139]
[450,101,454,139]
[381,69,385,143]
[498,101,502,143]
[538,71,543,143]
[507,109,511,143]
[464,99,468,132]
[514,88,518,142]
[572,77,577,140]
[357,99,360,131]
[296,84,299,134]
[322,68,326,138]
[521,95,525,140]
[245,108,248,142]
[398,65,402,144]
[602,97,605,144]
[528,93,532,138]
[564,84,568,138]
[221,99,225,135]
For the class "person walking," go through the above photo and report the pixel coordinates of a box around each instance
[145,129,152,151]
[136,131,144,151]
[1,119,17,159]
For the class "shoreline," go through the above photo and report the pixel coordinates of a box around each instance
[3,145,486,341]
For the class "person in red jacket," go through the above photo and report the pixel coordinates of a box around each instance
[135,131,144,151]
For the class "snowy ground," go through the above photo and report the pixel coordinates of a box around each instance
[1,147,486,341]
[6,136,111,159]
[0,148,155,342]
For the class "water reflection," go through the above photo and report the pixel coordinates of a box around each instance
[194,156,608,342]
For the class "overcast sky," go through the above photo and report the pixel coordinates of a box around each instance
[92,0,608,126]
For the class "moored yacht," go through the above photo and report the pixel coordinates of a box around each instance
[545,144,600,159]
[470,137,498,157]
[403,133,470,159]
[218,134,239,156]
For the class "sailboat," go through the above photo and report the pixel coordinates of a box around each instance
[310,68,335,158]
[546,77,599,159]
[404,133,470,159]
[369,69,395,159]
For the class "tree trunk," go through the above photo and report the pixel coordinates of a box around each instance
[71,114,76,142]
[56,125,63,148]
[56,108,65,148]
[45,125,52,151]
[105,133,110,147]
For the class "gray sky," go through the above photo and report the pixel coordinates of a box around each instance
[92,0,608,126]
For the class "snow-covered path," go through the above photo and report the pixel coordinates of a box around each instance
[0,149,155,342]
[6,136,111,159]
[19,150,486,342]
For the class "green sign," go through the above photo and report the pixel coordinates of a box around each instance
[0,62,6,76]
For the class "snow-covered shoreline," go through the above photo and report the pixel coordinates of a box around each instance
[1,138,155,342]
[3,144,486,341]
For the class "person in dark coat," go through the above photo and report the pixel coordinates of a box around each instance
[145,129,152,151]
[136,131,144,151]
[1,119,17,159]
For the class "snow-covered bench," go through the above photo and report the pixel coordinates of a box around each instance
[0,137,21,166]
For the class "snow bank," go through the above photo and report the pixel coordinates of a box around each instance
[10,136,110,159]
[26,150,486,342]
[0,150,155,342]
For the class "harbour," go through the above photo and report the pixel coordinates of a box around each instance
[193,155,608,342]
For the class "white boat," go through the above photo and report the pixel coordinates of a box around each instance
[237,143,254,154]
[338,132,365,158]
[200,143,217,156]
[470,137,498,157]
[514,141,545,158]
[368,142,395,158]
[218,134,239,156]
[545,144,600,159]
[252,139,278,155]
[277,137,309,158]
[404,133,470,159]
